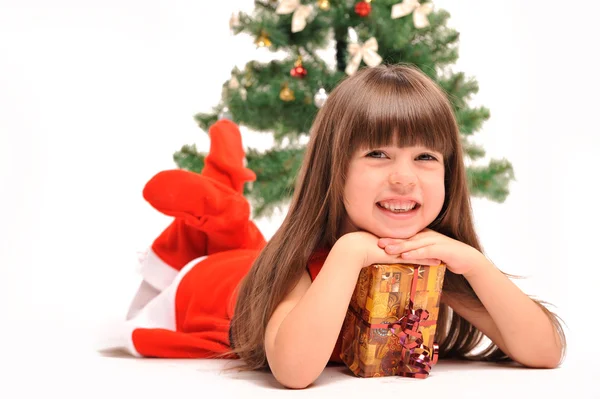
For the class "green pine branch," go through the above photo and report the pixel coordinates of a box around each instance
[467,159,515,202]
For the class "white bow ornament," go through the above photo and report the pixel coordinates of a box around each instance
[391,0,433,29]
[276,0,314,33]
[345,37,383,76]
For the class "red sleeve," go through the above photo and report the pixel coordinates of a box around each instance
[307,248,329,281]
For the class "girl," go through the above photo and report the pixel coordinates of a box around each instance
[104,64,566,389]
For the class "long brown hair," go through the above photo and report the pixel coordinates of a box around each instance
[226,64,566,370]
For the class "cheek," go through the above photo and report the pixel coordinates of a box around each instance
[344,179,364,207]
[421,173,445,205]
[343,172,377,221]
[431,177,446,209]
[344,167,373,199]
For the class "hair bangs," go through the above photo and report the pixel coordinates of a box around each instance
[344,70,456,160]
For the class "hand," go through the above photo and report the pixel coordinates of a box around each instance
[377,228,484,276]
[338,231,443,271]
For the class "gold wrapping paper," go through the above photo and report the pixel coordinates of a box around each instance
[340,263,446,378]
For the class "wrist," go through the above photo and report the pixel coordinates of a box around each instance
[332,232,367,273]
[462,252,493,280]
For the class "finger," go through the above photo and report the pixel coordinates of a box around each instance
[395,257,440,266]
[400,246,435,260]
[384,245,400,254]
[385,239,433,254]
[378,238,405,248]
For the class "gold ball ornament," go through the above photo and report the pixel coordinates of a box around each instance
[255,31,272,48]
[317,0,331,11]
[280,83,295,102]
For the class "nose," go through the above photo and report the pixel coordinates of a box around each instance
[388,170,417,189]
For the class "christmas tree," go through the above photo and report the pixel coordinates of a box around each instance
[174,0,514,218]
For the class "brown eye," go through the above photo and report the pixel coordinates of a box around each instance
[367,151,387,158]
[417,153,437,161]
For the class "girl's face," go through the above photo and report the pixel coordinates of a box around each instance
[342,145,446,239]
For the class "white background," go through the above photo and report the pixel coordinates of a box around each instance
[1,0,598,397]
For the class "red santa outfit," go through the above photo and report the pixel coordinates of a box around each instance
[99,120,342,364]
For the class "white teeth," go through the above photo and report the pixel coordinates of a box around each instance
[379,201,417,212]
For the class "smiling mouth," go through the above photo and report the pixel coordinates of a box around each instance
[376,202,421,213]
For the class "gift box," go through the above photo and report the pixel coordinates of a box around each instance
[340,263,446,379]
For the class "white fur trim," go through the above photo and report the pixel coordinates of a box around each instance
[95,319,142,357]
[138,248,179,291]
[97,255,209,357]
[126,280,161,320]
[133,255,208,330]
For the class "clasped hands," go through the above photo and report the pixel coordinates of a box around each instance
[377,228,484,276]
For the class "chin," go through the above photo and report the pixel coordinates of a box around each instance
[373,225,423,239]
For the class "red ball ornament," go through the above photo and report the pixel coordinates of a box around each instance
[354,1,371,17]
[290,65,308,78]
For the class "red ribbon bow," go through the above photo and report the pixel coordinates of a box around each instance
[369,266,440,378]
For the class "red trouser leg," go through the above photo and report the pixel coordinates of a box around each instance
[124,249,260,358]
